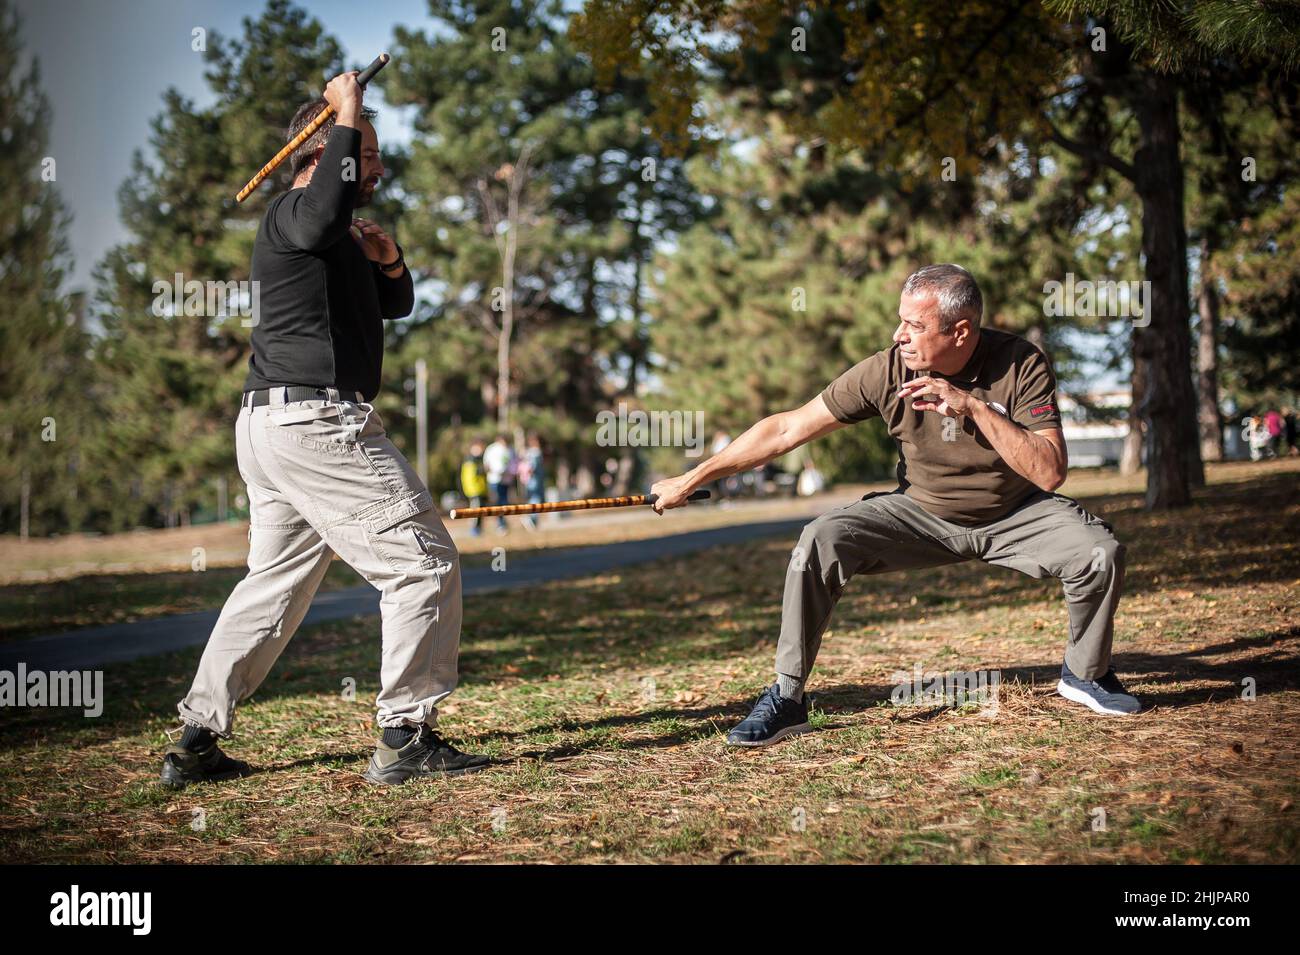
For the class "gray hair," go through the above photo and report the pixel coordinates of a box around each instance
[902,264,983,332]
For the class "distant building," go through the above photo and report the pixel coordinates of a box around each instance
[1059,390,1129,468]
[1058,388,1248,467]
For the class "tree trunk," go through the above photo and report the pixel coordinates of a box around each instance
[613,240,646,496]
[1129,71,1198,509]
[496,210,516,434]
[1196,238,1224,463]
[1182,361,1206,488]
[496,310,512,433]
[1121,347,1145,476]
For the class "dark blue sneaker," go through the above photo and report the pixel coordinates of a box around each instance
[726,684,812,747]
[1056,662,1141,715]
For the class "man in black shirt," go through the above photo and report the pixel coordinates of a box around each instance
[162,71,487,788]
[242,89,408,398]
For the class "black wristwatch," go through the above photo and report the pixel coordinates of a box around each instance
[378,245,404,273]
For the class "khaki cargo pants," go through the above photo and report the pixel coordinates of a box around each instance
[777,489,1125,683]
[178,388,461,736]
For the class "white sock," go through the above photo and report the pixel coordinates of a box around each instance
[776,673,805,703]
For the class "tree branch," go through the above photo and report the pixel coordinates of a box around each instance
[889,1,1031,134]
[1044,118,1136,182]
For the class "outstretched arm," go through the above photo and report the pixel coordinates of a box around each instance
[650,395,846,512]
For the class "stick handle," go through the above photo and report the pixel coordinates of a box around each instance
[235,53,391,203]
[354,53,391,87]
[449,489,710,520]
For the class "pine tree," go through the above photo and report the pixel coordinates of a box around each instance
[1219,187,1300,404]
[0,0,88,537]
[1184,63,1300,452]
[385,0,701,495]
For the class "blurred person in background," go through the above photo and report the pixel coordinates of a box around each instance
[483,434,515,533]
[1264,408,1284,456]
[518,434,547,530]
[460,438,489,537]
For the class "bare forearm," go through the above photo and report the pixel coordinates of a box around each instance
[969,402,1065,491]
[683,416,791,490]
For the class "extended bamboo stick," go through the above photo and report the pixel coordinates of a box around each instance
[448,489,711,520]
[234,53,391,203]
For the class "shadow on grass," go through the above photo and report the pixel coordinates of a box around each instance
[461,624,1300,765]
[1,471,1296,762]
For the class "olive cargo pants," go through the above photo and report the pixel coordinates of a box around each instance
[777,489,1126,682]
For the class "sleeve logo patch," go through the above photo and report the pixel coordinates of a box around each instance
[1030,403,1057,418]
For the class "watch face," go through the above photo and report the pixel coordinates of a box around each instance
[989,401,1009,417]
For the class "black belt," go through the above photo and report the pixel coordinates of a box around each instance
[242,386,364,409]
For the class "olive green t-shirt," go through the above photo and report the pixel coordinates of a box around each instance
[820,328,1063,525]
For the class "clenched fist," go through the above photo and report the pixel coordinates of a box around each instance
[323,71,363,127]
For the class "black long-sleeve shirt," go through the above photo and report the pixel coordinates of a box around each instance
[243,125,414,400]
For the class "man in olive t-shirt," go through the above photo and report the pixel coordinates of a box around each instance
[651,264,1140,747]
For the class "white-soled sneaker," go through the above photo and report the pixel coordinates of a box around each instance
[1056,663,1141,715]
[726,684,812,747]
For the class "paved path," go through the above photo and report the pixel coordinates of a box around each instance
[0,518,808,671]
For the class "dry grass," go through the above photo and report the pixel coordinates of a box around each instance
[0,458,1296,863]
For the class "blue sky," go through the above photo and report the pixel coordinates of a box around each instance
[15,0,436,292]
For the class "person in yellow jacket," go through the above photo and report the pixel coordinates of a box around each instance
[460,439,489,536]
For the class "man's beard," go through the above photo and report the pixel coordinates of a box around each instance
[353,179,378,208]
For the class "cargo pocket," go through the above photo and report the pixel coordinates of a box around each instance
[410,523,449,571]
[1033,493,1121,584]
[1049,492,1116,535]
[360,491,453,573]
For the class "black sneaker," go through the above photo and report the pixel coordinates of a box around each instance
[726,683,812,748]
[364,727,491,785]
[159,740,251,789]
[1056,662,1141,715]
